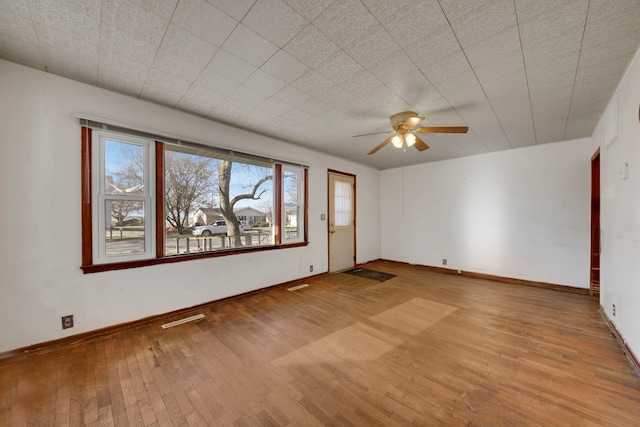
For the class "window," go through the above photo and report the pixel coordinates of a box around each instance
[92,132,154,264]
[81,123,307,272]
[283,166,305,243]
[163,144,275,255]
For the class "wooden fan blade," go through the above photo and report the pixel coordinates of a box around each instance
[353,130,395,137]
[368,136,393,155]
[413,135,429,152]
[415,126,468,133]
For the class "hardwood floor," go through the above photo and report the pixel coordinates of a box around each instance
[2,260,640,426]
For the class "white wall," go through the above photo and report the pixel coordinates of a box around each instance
[0,60,380,353]
[593,47,640,361]
[381,138,594,288]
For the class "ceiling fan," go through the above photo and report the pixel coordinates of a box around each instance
[353,111,468,155]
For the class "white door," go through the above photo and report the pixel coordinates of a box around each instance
[328,172,355,272]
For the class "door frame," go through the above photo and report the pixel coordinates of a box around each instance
[327,169,356,272]
[590,148,600,297]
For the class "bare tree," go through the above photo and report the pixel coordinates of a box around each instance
[109,147,145,226]
[218,160,272,246]
[112,149,216,234]
[165,151,216,234]
[255,199,273,226]
[283,170,299,204]
[107,197,143,226]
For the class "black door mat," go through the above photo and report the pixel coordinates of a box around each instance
[344,268,396,282]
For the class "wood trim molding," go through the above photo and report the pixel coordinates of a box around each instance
[81,127,93,267]
[274,164,282,245]
[352,173,357,265]
[80,241,309,273]
[303,168,309,243]
[327,169,356,176]
[463,270,590,294]
[590,150,601,296]
[155,142,165,258]
[374,259,591,295]
[599,307,640,377]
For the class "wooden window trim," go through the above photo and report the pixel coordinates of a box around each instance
[80,129,308,274]
[274,164,282,245]
[81,242,308,273]
[303,168,309,243]
[81,127,93,267]
[155,142,165,259]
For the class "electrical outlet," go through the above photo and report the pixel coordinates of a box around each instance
[62,315,74,329]
[612,304,616,316]
[310,265,313,272]
[442,259,447,266]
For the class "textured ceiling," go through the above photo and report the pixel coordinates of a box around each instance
[2,0,640,169]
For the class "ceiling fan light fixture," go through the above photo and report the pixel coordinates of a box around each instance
[404,132,416,147]
[391,134,403,148]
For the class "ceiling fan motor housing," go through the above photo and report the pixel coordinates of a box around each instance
[390,111,424,130]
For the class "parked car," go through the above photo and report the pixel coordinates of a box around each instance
[192,220,248,236]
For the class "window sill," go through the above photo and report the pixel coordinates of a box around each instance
[81,241,309,274]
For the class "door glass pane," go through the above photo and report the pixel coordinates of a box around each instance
[104,200,146,255]
[104,140,145,196]
[334,181,352,226]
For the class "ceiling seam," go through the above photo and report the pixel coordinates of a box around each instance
[435,0,496,153]
[562,0,591,141]
[260,22,377,129]
[250,22,327,131]
[180,0,313,117]
[449,23,516,151]
[137,2,179,103]
[174,1,250,109]
[358,0,438,111]
[292,0,450,119]
[24,0,47,72]
[512,0,537,145]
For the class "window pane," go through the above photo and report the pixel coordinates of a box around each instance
[104,200,146,255]
[104,140,145,196]
[164,147,274,255]
[284,205,300,239]
[282,167,304,244]
[334,181,352,226]
[283,170,298,204]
